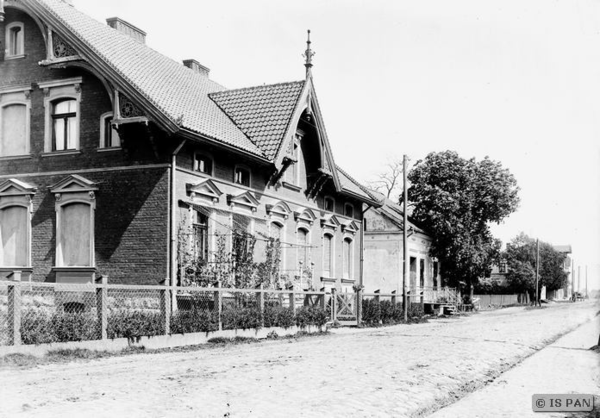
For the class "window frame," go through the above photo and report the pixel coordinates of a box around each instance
[234,165,251,187]
[40,78,82,154]
[51,98,78,152]
[0,89,31,158]
[344,203,354,218]
[194,153,214,176]
[342,237,353,280]
[324,196,335,213]
[296,226,310,270]
[322,232,334,278]
[0,197,33,269]
[5,22,25,59]
[99,112,121,149]
[269,221,285,271]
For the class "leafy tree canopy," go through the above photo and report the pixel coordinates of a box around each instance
[504,233,569,295]
[407,151,520,292]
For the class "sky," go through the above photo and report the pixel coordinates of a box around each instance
[73,0,600,290]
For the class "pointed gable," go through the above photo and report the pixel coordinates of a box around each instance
[227,191,260,212]
[209,81,305,160]
[186,179,223,204]
[0,179,37,196]
[50,174,98,194]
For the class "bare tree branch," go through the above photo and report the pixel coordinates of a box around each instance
[367,159,403,200]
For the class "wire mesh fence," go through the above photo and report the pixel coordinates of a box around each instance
[0,280,332,347]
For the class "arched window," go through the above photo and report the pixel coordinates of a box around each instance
[52,99,77,151]
[344,203,354,218]
[99,112,120,148]
[343,237,353,279]
[323,233,333,277]
[297,228,309,268]
[6,22,24,58]
[0,104,28,156]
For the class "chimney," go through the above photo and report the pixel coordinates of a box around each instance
[106,17,146,44]
[183,59,210,78]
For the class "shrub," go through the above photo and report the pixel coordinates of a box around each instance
[51,312,98,342]
[107,310,164,339]
[361,298,381,326]
[170,309,219,334]
[263,306,295,329]
[21,310,98,345]
[295,306,329,329]
[222,307,262,330]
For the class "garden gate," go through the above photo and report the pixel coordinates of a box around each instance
[332,290,358,326]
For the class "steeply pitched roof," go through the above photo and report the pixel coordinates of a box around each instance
[33,0,265,158]
[336,166,382,206]
[209,81,305,160]
[553,245,572,254]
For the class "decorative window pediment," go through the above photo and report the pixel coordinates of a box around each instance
[186,179,223,204]
[341,220,359,235]
[51,174,98,195]
[0,178,36,197]
[320,213,340,230]
[227,191,259,213]
[294,207,317,225]
[266,201,291,220]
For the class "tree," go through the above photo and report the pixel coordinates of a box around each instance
[407,151,520,299]
[368,159,403,200]
[504,233,569,303]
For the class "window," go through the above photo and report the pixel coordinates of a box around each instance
[0,206,28,267]
[297,228,309,268]
[193,211,208,261]
[284,142,299,185]
[234,166,250,187]
[232,213,252,260]
[344,203,354,218]
[52,99,77,151]
[433,261,439,288]
[499,261,507,274]
[323,233,333,277]
[6,22,24,58]
[40,77,82,153]
[343,238,352,279]
[99,113,120,148]
[52,175,96,269]
[0,179,35,269]
[0,104,27,156]
[195,154,213,175]
[324,197,334,212]
[419,259,425,287]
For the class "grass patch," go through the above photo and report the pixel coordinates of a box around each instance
[207,336,257,345]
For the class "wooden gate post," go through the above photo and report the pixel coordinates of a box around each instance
[289,290,296,316]
[95,275,108,340]
[8,276,21,346]
[391,290,397,306]
[257,285,265,328]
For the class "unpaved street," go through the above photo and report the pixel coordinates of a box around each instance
[1,301,598,417]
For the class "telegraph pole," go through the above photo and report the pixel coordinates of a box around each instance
[403,154,408,322]
[586,265,588,298]
[535,238,539,306]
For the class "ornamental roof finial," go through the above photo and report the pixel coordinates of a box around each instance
[303,29,315,78]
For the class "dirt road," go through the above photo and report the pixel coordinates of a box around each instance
[1,301,597,417]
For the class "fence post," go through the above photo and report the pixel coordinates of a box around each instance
[95,275,108,340]
[289,289,296,316]
[331,287,337,323]
[374,289,380,304]
[500,294,504,307]
[319,288,326,310]
[356,287,363,325]
[8,275,21,346]
[257,285,265,328]
[160,277,171,335]
[214,282,223,331]
[391,290,397,306]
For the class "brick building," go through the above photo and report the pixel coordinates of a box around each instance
[0,0,380,288]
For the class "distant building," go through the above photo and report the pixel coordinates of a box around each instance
[363,198,440,294]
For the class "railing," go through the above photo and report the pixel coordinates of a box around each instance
[0,278,330,347]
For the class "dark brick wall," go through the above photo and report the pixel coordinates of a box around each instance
[3,167,170,284]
